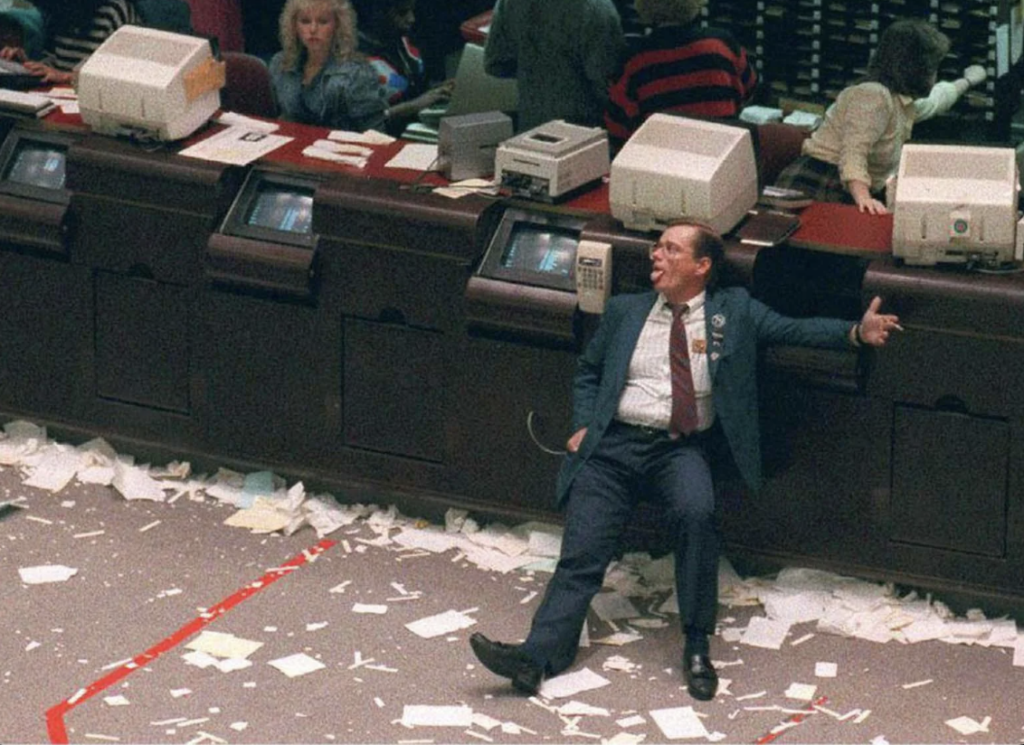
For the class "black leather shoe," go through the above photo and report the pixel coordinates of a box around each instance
[469,632,543,694]
[682,652,718,701]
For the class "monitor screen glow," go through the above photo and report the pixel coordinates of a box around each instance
[3,141,66,191]
[245,182,314,235]
[499,223,577,280]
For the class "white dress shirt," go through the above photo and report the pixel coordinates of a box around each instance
[615,292,714,432]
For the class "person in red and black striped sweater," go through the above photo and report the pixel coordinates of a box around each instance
[604,0,756,148]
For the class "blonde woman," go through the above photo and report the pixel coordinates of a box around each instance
[269,0,387,131]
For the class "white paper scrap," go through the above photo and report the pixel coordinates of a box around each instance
[946,715,991,735]
[385,143,439,171]
[539,667,610,699]
[112,461,167,502]
[814,662,838,678]
[268,653,326,678]
[103,695,130,706]
[558,701,609,716]
[186,631,263,660]
[591,592,640,621]
[178,126,293,166]
[24,447,80,492]
[405,609,476,638]
[353,603,388,615]
[740,616,791,650]
[19,564,78,584]
[784,682,817,701]
[649,706,709,739]
[328,128,395,145]
[214,112,279,132]
[400,705,473,727]
[901,678,933,689]
[592,631,643,646]
[615,714,647,728]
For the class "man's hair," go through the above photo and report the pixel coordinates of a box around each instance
[278,0,358,71]
[666,219,724,288]
[634,0,706,26]
[866,19,950,98]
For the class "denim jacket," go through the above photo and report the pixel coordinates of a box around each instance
[269,52,387,132]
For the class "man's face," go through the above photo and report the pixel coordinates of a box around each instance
[649,224,711,301]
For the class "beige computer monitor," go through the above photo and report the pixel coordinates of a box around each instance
[892,143,1022,267]
[78,25,223,141]
[609,114,759,235]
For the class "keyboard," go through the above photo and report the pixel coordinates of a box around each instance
[0,58,43,90]
[0,58,31,75]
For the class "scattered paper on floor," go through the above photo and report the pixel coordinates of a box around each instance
[539,667,610,699]
[649,706,709,739]
[267,653,326,678]
[405,609,477,638]
[19,564,78,584]
[400,705,473,727]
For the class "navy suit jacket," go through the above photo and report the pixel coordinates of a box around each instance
[555,286,854,505]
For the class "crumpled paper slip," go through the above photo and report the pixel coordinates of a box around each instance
[22,444,81,492]
[112,460,168,502]
[76,438,119,485]
[224,482,308,535]
[0,420,48,465]
[303,496,369,538]
[328,128,395,146]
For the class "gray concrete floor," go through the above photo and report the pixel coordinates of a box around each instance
[2,440,1024,744]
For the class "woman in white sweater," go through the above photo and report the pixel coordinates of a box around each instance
[774,18,986,215]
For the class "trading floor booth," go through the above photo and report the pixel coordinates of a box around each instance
[0,120,87,417]
[3,111,1024,612]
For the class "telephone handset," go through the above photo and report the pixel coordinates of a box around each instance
[575,239,612,314]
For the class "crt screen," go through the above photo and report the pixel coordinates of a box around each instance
[499,223,577,279]
[245,182,315,234]
[4,143,66,190]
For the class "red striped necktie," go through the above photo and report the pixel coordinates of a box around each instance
[669,304,698,437]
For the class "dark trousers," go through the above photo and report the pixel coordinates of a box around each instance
[521,421,720,675]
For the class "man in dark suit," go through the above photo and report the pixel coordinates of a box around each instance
[470,221,900,701]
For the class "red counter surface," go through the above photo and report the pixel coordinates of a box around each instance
[39,102,890,253]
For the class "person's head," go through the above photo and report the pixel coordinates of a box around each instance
[32,0,107,34]
[279,0,356,69]
[352,0,416,39]
[635,0,705,27]
[867,19,950,97]
[649,221,723,302]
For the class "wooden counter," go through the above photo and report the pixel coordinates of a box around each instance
[3,114,1024,613]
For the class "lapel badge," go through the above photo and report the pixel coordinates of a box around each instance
[711,351,720,361]
[711,313,726,329]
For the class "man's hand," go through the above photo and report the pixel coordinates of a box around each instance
[856,296,902,346]
[566,427,588,453]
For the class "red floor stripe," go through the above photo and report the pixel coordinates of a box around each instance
[753,696,829,744]
[45,538,336,744]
